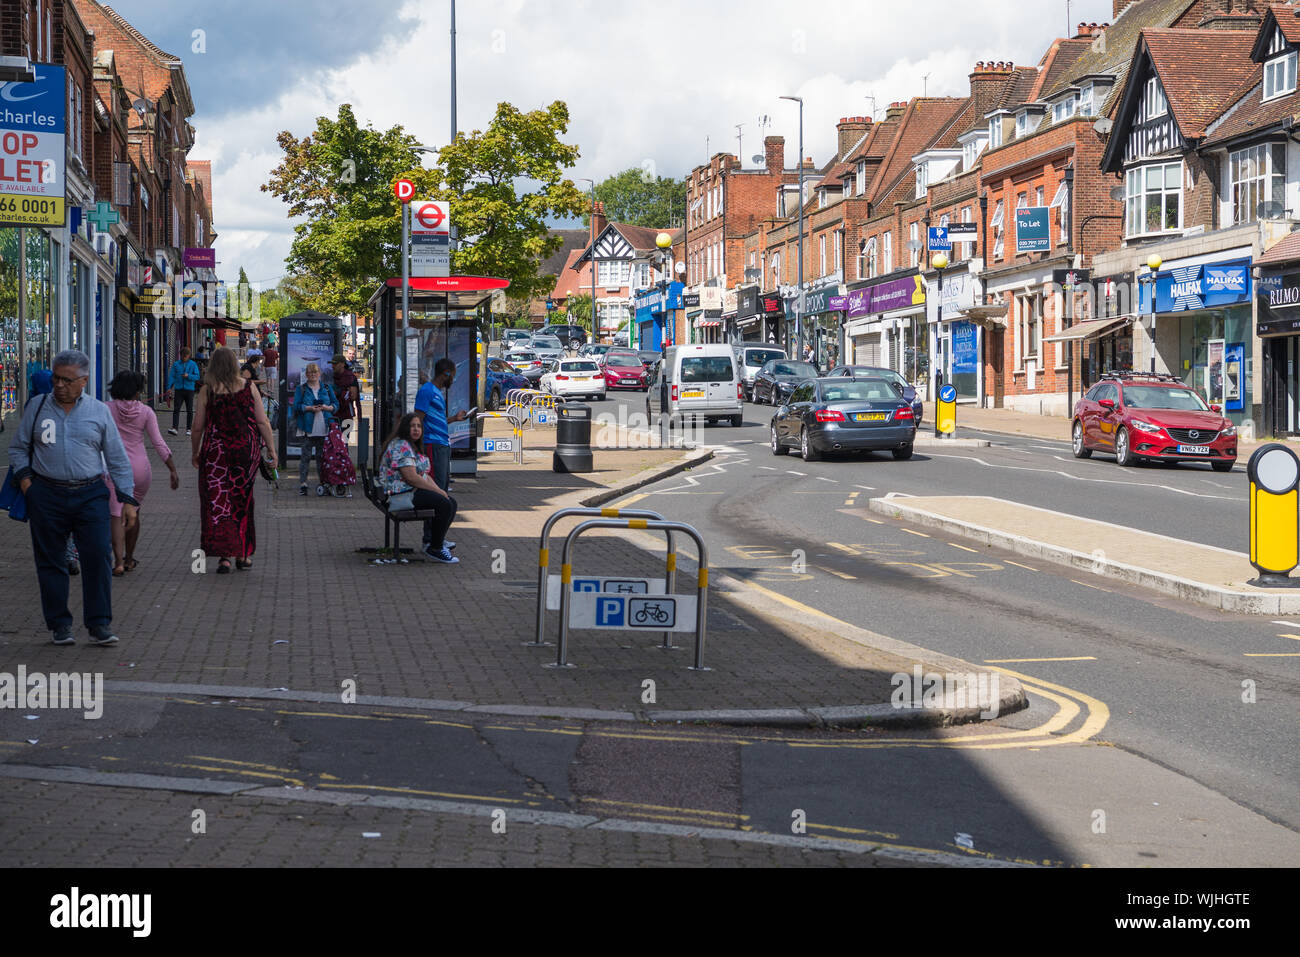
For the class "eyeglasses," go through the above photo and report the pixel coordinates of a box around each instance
[52,374,87,387]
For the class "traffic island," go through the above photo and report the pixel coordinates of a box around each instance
[868,493,1300,615]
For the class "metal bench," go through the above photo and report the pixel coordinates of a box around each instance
[357,463,442,563]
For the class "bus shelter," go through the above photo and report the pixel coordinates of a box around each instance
[367,275,509,476]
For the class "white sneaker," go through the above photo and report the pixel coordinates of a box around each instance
[168,428,178,435]
[186,429,191,435]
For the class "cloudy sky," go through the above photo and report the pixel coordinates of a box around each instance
[105,0,1117,288]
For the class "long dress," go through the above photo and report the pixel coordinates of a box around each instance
[199,385,261,558]
[104,399,171,517]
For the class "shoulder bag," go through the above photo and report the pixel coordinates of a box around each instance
[0,394,48,522]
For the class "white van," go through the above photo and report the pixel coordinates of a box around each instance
[646,344,743,427]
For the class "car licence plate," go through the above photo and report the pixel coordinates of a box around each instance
[621,379,638,385]
[854,412,888,421]
[682,389,704,398]
[1177,444,1211,454]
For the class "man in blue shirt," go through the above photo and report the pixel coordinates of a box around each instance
[413,358,466,549]
[9,350,137,646]
[167,346,201,435]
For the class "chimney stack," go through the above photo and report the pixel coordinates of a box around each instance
[968,61,1016,120]
[591,201,607,244]
[835,116,871,160]
[885,101,907,121]
[1113,0,1138,17]
[1198,0,1263,31]
[1074,22,1109,38]
[764,135,785,172]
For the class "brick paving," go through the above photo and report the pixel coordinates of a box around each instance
[0,778,913,867]
[0,413,933,715]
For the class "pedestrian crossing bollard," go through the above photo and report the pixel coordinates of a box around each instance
[1248,443,1300,587]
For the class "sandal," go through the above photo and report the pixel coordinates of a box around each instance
[124,558,139,572]
[216,558,232,574]
[235,558,253,570]
[112,563,125,577]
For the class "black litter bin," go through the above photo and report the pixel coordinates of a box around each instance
[553,403,593,473]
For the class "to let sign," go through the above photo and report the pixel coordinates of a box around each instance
[1015,206,1050,254]
[0,64,66,227]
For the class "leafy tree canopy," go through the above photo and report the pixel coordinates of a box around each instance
[586,168,686,229]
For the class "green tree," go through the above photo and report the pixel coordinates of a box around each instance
[587,168,686,229]
[262,104,439,316]
[563,293,593,331]
[258,277,311,322]
[430,101,588,316]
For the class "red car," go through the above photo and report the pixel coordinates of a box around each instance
[1071,373,1237,471]
[600,348,649,391]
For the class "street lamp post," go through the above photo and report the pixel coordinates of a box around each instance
[934,252,948,411]
[1143,253,1162,374]
[657,232,673,347]
[780,95,805,361]
[579,177,596,346]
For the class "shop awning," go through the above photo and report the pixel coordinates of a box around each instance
[696,320,721,329]
[1043,314,1132,343]
[200,315,243,332]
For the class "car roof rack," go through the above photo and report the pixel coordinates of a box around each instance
[1098,371,1185,384]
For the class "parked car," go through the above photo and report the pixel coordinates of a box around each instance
[751,359,820,406]
[636,349,662,368]
[501,329,532,354]
[601,348,650,391]
[734,346,788,402]
[539,323,588,349]
[579,343,611,360]
[612,330,630,347]
[771,376,917,462]
[1071,373,1237,471]
[646,344,743,427]
[541,358,606,401]
[529,335,565,364]
[826,365,923,424]
[505,349,545,383]
[485,357,531,409]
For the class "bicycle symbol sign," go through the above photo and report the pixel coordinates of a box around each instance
[629,597,675,627]
[569,591,695,633]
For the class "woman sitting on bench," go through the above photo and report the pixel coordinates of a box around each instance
[378,412,458,565]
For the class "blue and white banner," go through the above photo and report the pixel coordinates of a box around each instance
[1140,257,1252,313]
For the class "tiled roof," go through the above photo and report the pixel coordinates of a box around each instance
[1257,228,1300,265]
[1045,0,1201,112]
[1203,77,1295,145]
[869,98,970,207]
[994,68,1042,112]
[540,230,589,276]
[614,223,674,252]
[1032,38,1094,101]
[1143,28,1260,139]
[1266,3,1300,46]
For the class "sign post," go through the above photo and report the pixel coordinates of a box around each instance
[936,382,957,438]
[394,180,414,393]
[1247,444,1300,587]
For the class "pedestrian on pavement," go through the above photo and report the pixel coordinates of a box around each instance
[413,358,468,501]
[241,351,267,395]
[167,346,201,435]
[23,370,81,576]
[262,339,279,391]
[8,349,137,646]
[105,370,179,577]
[379,412,457,564]
[329,353,360,497]
[193,346,276,573]
[194,347,209,374]
[291,362,338,496]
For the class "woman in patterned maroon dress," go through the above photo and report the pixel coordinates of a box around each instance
[191,347,276,573]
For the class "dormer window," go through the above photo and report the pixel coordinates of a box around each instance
[1144,77,1167,118]
[856,160,866,194]
[1015,112,1031,138]
[1264,49,1298,101]
[989,117,1003,149]
[1079,83,1095,116]
[1052,95,1077,124]
[916,162,928,200]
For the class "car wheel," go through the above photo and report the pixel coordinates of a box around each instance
[892,444,914,461]
[707,417,718,425]
[730,414,743,427]
[1114,427,1135,467]
[771,425,788,455]
[800,427,819,462]
[1211,459,1236,473]
[1071,420,1091,458]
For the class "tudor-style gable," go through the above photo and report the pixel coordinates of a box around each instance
[1251,6,1300,100]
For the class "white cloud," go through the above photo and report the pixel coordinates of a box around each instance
[191,0,1117,289]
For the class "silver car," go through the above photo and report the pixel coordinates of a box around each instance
[529,335,565,363]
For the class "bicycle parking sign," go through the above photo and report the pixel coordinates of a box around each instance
[568,591,696,633]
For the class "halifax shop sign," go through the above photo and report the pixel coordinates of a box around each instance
[1137,257,1252,314]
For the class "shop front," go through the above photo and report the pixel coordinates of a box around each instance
[0,227,61,413]
[1137,253,1254,427]
[1256,267,1300,436]
[926,267,980,402]
[634,287,663,351]
[802,287,846,371]
[843,272,926,386]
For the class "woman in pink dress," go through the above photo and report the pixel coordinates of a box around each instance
[104,370,179,576]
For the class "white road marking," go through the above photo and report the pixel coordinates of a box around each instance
[1271,620,1300,627]
[854,484,876,490]
[815,477,838,483]
[786,470,807,476]
[925,451,1239,501]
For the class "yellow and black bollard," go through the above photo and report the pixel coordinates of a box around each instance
[1248,443,1300,587]
[935,383,957,439]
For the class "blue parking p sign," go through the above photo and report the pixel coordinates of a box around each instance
[595,597,625,627]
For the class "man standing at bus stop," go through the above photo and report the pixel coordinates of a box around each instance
[414,358,467,548]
